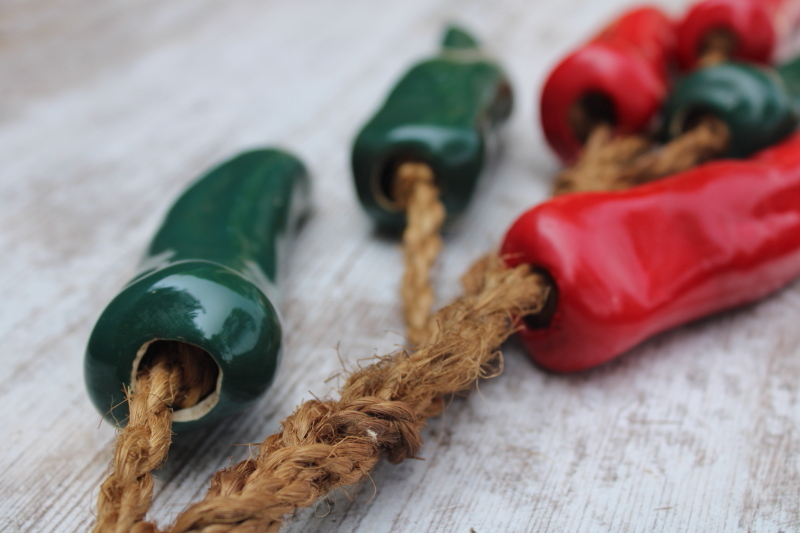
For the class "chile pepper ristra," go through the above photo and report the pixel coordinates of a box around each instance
[84,149,311,432]
[540,6,675,163]
[352,25,512,232]
[501,132,800,373]
[676,0,796,71]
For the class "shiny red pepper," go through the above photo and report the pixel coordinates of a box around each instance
[676,0,788,71]
[501,132,800,373]
[540,6,675,163]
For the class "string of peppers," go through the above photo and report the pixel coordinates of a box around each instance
[86,0,800,531]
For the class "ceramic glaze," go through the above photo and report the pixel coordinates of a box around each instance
[662,61,799,157]
[352,26,512,232]
[502,133,800,372]
[85,149,311,432]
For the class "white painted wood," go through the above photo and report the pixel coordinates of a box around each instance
[1,0,799,531]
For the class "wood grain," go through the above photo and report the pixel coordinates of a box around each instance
[1,0,798,531]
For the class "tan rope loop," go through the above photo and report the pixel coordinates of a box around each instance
[553,116,730,195]
[394,161,446,346]
[146,254,548,533]
[613,115,730,188]
[93,342,218,533]
[552,125,651,195]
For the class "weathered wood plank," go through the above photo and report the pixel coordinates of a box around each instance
[1,0,799,531]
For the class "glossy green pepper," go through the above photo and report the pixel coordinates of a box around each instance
[352,25,513,232]
[777,56,800,109]
[85,149,311,433]
[661,61,799,157]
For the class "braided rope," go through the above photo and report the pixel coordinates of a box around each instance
[93,359,180,533]
[93,343,217,533]
[127,254,549,533]
[90,34,740,531]
[394,162,446,346]
[613,115,730,188]
[552,125,651,195]
[553,117,730,196]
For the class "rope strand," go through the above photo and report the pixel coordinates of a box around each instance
[134,254,549,533]
[394,162,446,346]
[93,358,180,533]
[553,116,730,195]
[552,125,651,195]
[92,109,729,533]
[612,115,730,188]
[91,41,737,533]
[93,342,218,533]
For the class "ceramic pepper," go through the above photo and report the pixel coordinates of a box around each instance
[502,132,800,372]
[661,58,800,157]
[85,148,311,432]
[540,6,676,163]
[351,25,512,232]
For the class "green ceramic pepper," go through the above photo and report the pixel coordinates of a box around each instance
[661,61,799,157]
[352,25,513,232]
[85,149,311,433]
[777,56,800,109]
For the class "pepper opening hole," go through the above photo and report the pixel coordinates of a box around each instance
[681,109,714,133]
[376,157,437,211]
[698,28,737,66]
[523,269,559,330]
[569,92,616,143]
[377,157,410,209]
[135,340,221,419]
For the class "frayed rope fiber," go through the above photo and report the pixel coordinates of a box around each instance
[105,254,548,533]
[93,342,217,533]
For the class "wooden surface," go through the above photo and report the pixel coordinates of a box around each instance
[2,0,799,531]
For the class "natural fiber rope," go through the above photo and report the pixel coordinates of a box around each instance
[553,116,730,195]
[613,115,730,188]
[93,360,178,533]
[393,162,446,346]
[552,125,651,195]
[93,342,217,533]
[125,254,548,533]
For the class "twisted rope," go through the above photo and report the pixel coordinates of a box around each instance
[552,125,650,195]
[393,162,446,346]
[613,115,730,188]
[93,342,217,533]
[93,114,728,533]
[553,116,730,195]
[132,254,549,533]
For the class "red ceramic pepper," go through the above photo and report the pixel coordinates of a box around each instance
[501,132,800,372]
[540,6,675,163]
[676,0,790,71]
